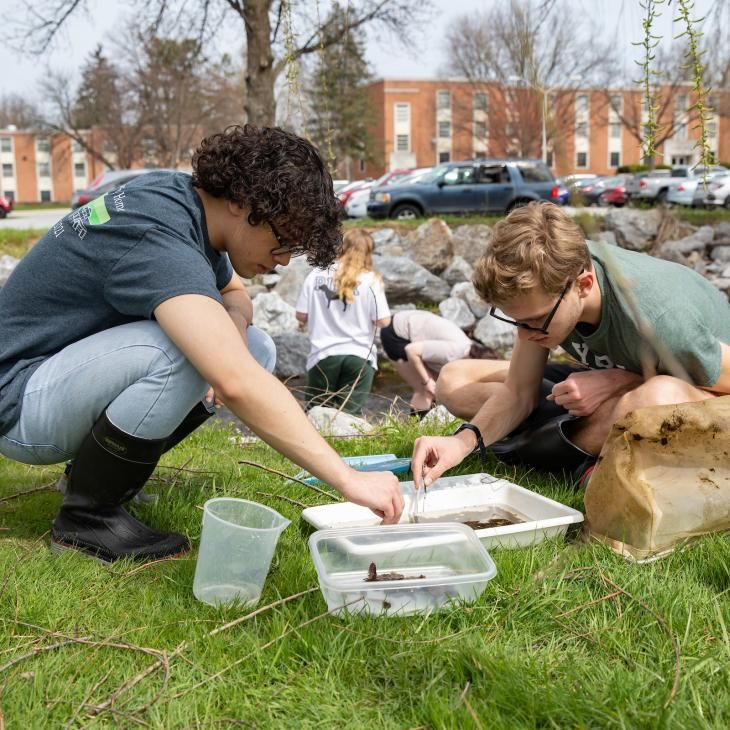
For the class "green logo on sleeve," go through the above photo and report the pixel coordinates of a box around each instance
[87,196,111,225]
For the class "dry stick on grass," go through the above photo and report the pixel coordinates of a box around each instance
[554,590,623,618]
[0,482,57,504]
[66,668,113,729]
[458,681,484,730]
[598,571,681,708]
[86,587,318,719]
[237,459,340,501]
[255,491,308,509]
[0,639,77,674]
[172,598,364,698]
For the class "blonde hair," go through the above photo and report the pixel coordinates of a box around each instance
[334,229,377,303]
[473,201,590,306]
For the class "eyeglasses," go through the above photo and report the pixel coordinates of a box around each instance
[269,220,306,258]
[489,280,573,335]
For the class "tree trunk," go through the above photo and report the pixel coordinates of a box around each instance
[244,0,276,126]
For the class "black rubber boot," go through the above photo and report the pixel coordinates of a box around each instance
[51,412,190,562]
[489,414,595,475]
[161,401,215,453]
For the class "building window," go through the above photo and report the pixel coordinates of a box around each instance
[473,120,486,139]
[437,90,451,110]
[72,139,85,153]
[358,159,366,172]
[2,163,13,177]
[707,121,717,138]
[546,151,553,167]
[38,162,51,177]
[74,162,86,177]
[610,95,622,112]
[36,138,50,153]
[676,95,687,111]
[395,103,410,123]
[438,121,451,138]
[0,137,11,153]
[576,94,588,113]
[576,121,588,138]
[40,190,52,202]
[576,151,588,168]
[396,134,409,152]
[675,122,687,141]
[610,151,621,167]
[438,151,451,163]
[610,123,621,139]
[3,190,14,201]
[473,92,488,111]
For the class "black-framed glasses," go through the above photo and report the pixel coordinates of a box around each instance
[489,280,573,335]
[269,220,306,258]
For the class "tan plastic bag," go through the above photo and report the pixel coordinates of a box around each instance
[584,396,730,561]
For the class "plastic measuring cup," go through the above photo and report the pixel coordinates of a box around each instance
[193,498,290,607]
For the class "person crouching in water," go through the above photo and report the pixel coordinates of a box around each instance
[296,230,391,415]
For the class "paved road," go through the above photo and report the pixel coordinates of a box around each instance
[0,208,70,231]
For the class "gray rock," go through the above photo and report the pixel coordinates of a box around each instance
[604,208,662,251]
[402,219,453,273]
[378,243,405,257]
[272,331,310,378]
[438,297,476,330]
[595,230,618,247]
[451,224,491,265]
[246,284,268,299]
[273,257,313,306]
[0,254,20,287]
[710,246,730,263]
[371,228,401,250]
[420,404,458,426]
[709,277,730,294]
[450,282,489,319]
[473,314,516,351]
[657,225,714,264]
[712,221,730,244]
[441,256,474,287]
[252,292,298,335]
[307,406,374,436]
[261,273,281,288]
[376,255,451,303]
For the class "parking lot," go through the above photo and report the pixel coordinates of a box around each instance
[0,208,70,230]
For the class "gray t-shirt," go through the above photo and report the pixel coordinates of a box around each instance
[0,171,233,434]
[560,241,730,386]
[393,310,472,369]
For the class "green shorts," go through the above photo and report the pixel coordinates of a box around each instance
[305,355,376,415]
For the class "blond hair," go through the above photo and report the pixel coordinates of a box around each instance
[473,201,590,306]
[334,229,378,303]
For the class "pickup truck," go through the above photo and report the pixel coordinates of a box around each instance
[626,165,728,204]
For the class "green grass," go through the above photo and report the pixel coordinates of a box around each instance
[12,203,70,211]
[0,229,46,258]
[1,419,728,728]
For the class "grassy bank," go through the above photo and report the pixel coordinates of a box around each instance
[0,229,46,258]
[1,419,727,728]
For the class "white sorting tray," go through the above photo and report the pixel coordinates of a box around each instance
[301,473,584,549]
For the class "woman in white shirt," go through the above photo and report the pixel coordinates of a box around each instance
[296,230,391,415]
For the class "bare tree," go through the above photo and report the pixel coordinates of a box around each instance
[12,0,432,127]
[0,93,41,129]
[441,0,617,164]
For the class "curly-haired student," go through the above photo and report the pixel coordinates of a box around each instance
[0,125,404,563]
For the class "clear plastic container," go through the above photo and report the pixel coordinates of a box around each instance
[308,523,497,616]
[193,498,290,607]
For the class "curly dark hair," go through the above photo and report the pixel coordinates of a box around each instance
[192,125,343,268]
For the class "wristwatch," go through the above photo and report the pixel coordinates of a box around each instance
[454,423,487,463]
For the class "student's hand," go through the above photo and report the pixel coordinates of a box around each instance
[411,434,474,489]
[424,377,437,397]
[338,470,405,524]
[547,368,643,417]
[204,387,223,409]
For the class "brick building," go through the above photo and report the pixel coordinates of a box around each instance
[358,78,730,181]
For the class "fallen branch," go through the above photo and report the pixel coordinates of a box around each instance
[255,491,308,509]
[237,459,340,501]
[458,681,484,730]
[598,571,681,708]
[555,591,622,618]
[0,483,56,504]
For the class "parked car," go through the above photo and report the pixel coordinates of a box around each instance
[625,165,727,204]
[367,159,561,220]
[703,174,730,208]
[570,175,630,207]
[0,194,13,219]
[333,179,350,193]
[666,168,729,207]
[71,168,178,210]
[395,167,434,185]
[336,179,373,206]
[345,169,416,218]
